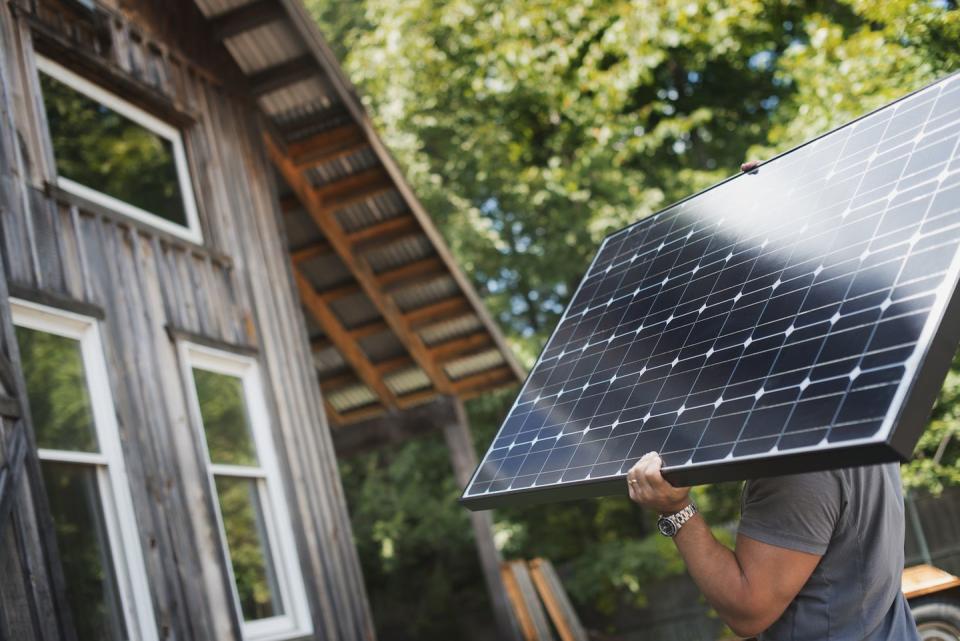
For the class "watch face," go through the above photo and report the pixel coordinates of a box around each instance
[658,518,677,537]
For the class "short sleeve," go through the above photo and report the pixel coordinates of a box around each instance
[737,471,844,556]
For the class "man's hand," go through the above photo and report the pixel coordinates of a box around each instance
[625,453,822,638]
[740,159,761,172]
[626,452,690,514]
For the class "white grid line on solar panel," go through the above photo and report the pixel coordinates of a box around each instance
[580,84,957,291]
[496,174,960,476]
[533,186,960,393]
[476,262,941,491]
[766,97,960,456]
[520,172,960,450]
[489,287,934,456]
[470,76,960,496]
[472,368,902,492]
[556,168,956,356]
[594,72,958,263]
[568,130,959,332]
[473,99,960,491]
[681,93,910,460]
[520,155,948,450]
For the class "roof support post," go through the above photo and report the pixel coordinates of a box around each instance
[440,396,522,641]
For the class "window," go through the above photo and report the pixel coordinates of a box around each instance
[12,300,157,641]
[36,56,202,244]
[180,344,311,641]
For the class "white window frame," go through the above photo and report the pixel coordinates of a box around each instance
[179,342,312,641]
[11,299,158,641]
[35,56,203,245]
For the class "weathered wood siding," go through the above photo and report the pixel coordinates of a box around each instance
[0,1,375,640]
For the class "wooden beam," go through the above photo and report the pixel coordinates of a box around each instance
[348,215,419,246]
[314,167,389,203]
[348,318,389,340]
[319,371,361,390]
[452,365,515,394]
[323,182,394,213]
[442,399,522,640]
[331,397,454,454]
[377,256,445,290]
[318,280,361,301]
[396,387,438,408]
[249,55,317,96]
[291,240,333,264]
[267,134,454,393]
[288,124,368,168]
[431,331,492,363]
[334,403,387,426]
[375,354,414,375]
[293,267,397,408]
[405,297,471,327]
[528,559,588,641]
[209,0,286,40]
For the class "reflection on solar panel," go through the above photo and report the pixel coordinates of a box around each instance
[462,73,960,510]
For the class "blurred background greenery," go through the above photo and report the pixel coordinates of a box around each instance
[305,1,960,639]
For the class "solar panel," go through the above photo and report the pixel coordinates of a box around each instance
[462,72,960,510]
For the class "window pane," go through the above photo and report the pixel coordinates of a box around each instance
[42,461,128,641]
[215,476,283,621]
[16,326,99,452]
[39,71,187,227]
[193,369,258,466]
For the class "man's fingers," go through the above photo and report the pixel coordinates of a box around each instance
[741,159,761,172]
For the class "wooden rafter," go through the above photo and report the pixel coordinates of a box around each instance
[249,55,316,96]
[209,0,285,40]
[348,318,388,340]
[431,331,492,362]
[288,124,368,168]
[452,365,515,394]
[267,134,454,393]
[377,256,445,289]
[348,215,418,246]
[293,267,398,408]
[291,240,332,263]
[314,168,388,203]
[406,297,471,326]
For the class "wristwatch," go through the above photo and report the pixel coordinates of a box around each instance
[657,503,698,537]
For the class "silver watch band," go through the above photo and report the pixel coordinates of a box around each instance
[666,503,697,530]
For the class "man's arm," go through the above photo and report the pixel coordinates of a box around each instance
[627,453,821,638]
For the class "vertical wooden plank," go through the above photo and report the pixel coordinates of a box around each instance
[503,560,555,641]
[441,396,522,641]
[528,559,588,641]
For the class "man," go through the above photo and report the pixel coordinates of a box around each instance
[624,160,921,641]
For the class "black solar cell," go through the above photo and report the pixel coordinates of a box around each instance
[462,72,960,510]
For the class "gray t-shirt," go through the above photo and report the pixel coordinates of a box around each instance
[738,463,920,641]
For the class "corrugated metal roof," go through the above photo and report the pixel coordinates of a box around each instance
[419,314,484,346]
[300,252,352,290]
[259,78,335,121]
[364,235,433,274]
[312,346,345,371]
[282,208,325,247]
[335,191,406,234]
[195,0,524,422]
[358,331,406,362]
[327,384,377,412]
[445,349,505,380]
[223,22,305,74]
[192,0,249,16]
[329,291,380,328]
[392,276,458,312]
[384,368,431,395]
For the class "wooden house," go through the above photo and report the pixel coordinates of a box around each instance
[0,0,524,639]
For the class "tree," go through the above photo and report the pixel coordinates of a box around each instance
[307,0,960,636]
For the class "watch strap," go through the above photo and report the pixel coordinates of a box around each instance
[662,503,697,535]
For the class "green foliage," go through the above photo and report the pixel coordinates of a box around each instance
[311,0,960,635]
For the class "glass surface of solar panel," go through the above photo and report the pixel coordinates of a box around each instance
[462,72,960,510]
